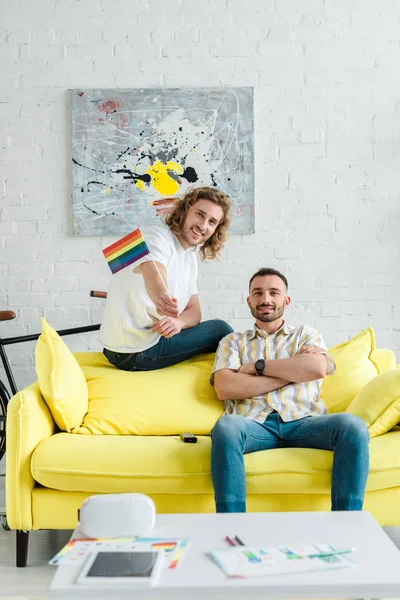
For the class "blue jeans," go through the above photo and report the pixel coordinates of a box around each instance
[103,319,233,371]
[211,412,370,513]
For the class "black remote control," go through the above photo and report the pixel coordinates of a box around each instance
[180,432,198,443]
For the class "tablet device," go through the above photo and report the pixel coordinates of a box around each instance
[75,550,164,587]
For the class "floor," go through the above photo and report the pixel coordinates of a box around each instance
[1,458,400,597]
[0,528,72,596]
[0,457,74,596]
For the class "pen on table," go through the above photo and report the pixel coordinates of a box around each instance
[225,535,246,547]
[225,535,237,547]
[307,547,357,559]
[234,535,245,546]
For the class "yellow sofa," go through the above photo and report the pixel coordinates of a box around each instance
[6,325,400,566]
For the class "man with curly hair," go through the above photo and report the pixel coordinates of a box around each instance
[101,187,233,371]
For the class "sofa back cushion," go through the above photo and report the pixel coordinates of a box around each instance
[72,327,386,436]
[74,352,223,435]
[321,328,380,413]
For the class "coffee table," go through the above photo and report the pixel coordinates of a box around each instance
[49,510,400,599]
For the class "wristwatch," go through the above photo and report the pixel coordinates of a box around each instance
[255,359,265,376]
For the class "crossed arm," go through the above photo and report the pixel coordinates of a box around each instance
[213,347,328,402]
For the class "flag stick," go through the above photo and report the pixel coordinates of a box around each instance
[150,257,172,300]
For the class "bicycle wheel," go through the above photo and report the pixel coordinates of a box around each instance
[0,379,10,463]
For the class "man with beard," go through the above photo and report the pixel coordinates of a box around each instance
[101,187,233,371]
[210,267,370,513]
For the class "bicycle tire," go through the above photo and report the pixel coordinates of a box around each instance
[0,380,10,463]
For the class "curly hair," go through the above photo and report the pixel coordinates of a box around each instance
[163,187,231,261]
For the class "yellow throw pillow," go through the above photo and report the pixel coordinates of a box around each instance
[35,318,88,432]
[74,353,223,436]
[321,328,380,413]
[346,369,400,437]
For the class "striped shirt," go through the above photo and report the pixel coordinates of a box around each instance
[210,322,336,423]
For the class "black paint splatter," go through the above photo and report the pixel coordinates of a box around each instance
[181,166,198,183]
[116,147,130,160]
[115,168,151,184]
[86,181,109,193]
[72,158,105,173]
[87,180,107,187]
[83,203,117,217]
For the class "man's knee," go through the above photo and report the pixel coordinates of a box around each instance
[334,413,370,444]
[209,319,234,339]
[211,414,244,443]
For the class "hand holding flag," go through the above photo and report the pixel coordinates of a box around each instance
[154,292,179,319]
[102,228,178,319]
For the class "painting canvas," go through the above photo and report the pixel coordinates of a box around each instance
[71,87,254,235]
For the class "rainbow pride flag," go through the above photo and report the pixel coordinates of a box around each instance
[102,228,150,274]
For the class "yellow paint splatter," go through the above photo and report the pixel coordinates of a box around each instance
[105,188,111,194]
[135,180,145,190]
[146,160,183,195]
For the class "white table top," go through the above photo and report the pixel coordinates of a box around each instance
[49,510,400,599]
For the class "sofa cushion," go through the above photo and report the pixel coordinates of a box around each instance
[346,369,400,437]
[321,328,380,413]
[73,352,223,436]
[35,318,88,432]
[31,430,400,495]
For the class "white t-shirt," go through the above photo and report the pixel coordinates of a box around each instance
[100,223,198,353]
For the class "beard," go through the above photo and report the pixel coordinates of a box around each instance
[180,223,206,247]
[250,303,285,323]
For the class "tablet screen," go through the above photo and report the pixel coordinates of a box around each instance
[86,551,159,578]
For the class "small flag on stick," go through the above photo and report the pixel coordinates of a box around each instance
[102,228,150,274]
[102,227,172,301]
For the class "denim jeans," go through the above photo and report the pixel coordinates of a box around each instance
[103,319,233,371]
[211,412,370,513]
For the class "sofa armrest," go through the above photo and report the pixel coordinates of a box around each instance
[6,381,56,530]
[371,349,396,373]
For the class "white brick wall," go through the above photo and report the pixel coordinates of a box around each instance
[1,0,399,389]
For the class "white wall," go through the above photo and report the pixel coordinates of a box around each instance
[1,0,399,389]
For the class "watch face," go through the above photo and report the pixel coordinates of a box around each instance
[255,359,265,374]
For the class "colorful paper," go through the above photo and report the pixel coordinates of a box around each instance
[210,543,356,578]
[169,538,190,569]
[49,536,188,569]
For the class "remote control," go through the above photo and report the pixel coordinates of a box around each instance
[180,432,198,443]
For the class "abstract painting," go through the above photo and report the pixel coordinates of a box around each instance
[71,87,254,235]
